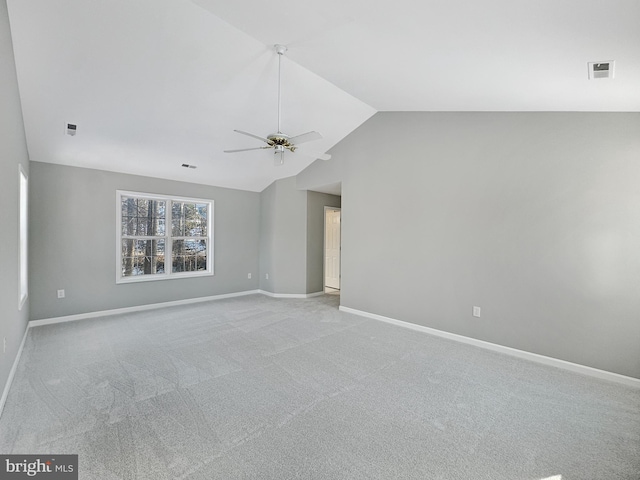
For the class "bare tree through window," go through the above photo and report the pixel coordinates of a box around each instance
[118,192,212,282]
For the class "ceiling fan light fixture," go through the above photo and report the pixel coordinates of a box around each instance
[274,145,285,166]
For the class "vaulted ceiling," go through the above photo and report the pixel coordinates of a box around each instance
[7,0,639,192]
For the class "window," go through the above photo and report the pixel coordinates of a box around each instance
[19,165,28,309]
[116,191,213,283]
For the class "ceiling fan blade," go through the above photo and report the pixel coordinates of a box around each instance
[289,131,323,145]
[295,150,332,161]
[234,130,271,144]
[224,146,272,153]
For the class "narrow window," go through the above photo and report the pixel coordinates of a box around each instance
[19,165,28,309]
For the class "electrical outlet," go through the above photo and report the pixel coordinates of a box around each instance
[57,289,65,299]
[473,306,481,318]
[265,273,269,280]
[248,273,252,279]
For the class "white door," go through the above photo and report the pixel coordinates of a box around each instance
[325,208,341,290]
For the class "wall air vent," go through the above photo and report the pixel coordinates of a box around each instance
[588,61,614,80]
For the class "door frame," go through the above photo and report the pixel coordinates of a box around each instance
[323,206,341,292]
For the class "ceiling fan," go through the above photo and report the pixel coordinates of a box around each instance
[224,44,331,166]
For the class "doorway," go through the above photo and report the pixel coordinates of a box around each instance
[324,207,341,293]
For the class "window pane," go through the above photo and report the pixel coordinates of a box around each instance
[121,216,135,236]
[121,197,165,236]
[172,239,207,272]
[172,202,184,236]
[192,203,208,236]
[172,201,207,237]
[122,239,165,276]
[121,197,135,217]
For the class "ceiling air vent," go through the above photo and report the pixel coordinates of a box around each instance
[181,163,197,169]
[588,61,614,80]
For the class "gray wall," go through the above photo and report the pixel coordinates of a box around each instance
[259,177,307,294]
[29,162,260,319]
[306,191,341,294]
[296,157,343,193]
[0,0,30,396]
[259,180,277,293]
[259,177,340,295]
[329,112,640,379]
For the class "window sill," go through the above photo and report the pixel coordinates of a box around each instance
[116,271,214,284]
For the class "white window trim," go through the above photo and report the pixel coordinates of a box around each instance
[116,190,214,284]
[19,164,28,310]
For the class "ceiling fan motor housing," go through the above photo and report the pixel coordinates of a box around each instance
[267,133,296,151]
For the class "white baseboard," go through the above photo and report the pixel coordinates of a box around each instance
[339,305,640,389]
[0,324,30,418]
[30,290,262,327]
[306,291,325,298]
[259,290,324,299]
[28,289,328,327]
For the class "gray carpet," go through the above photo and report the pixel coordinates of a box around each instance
[1,294,638,479]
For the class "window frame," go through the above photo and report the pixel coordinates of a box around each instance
[116,190,214,284]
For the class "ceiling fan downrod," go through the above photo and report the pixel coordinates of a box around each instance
[275,44,287,135]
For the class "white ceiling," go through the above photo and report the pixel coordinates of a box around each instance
[7,0,640,192]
